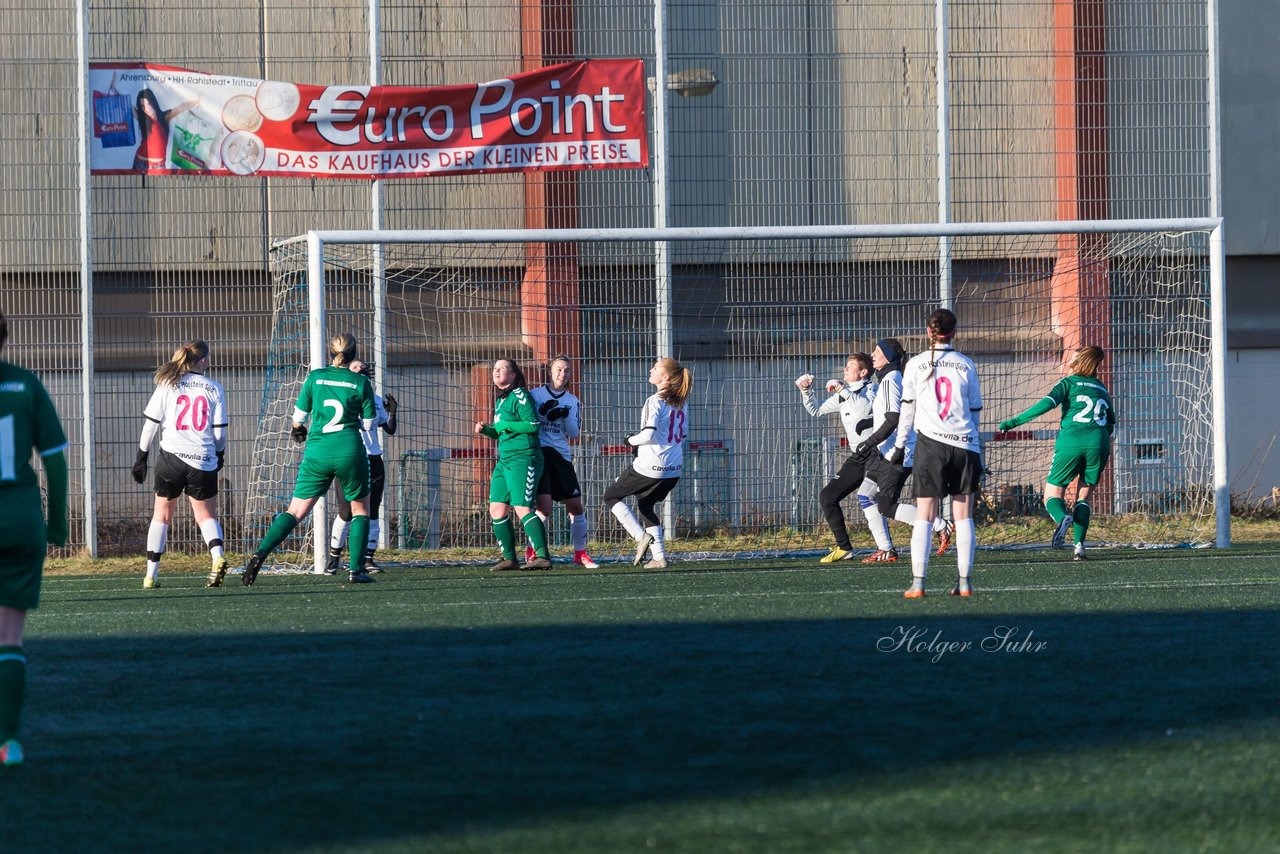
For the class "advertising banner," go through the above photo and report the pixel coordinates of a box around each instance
[89,60,649,179]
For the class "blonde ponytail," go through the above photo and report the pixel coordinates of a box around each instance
[154,339,209,387]
[330,332,358,367]
[657,357,692,407]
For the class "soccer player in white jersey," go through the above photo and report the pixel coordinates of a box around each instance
[892,309,984,598]
[851,339,953,563]
[604,357,692,569]
[131,339,230,589]
[796,353,876,563]
[529,355,599,568]
[325,360,397,574]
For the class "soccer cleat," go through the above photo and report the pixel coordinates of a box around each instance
[1073,543,1087,561]
[525,556,552,570]
[142,576,159,590]
[935,520,954,556]
[323,550,342,576]
[348,569,376,584]
[490,558,519,572]
[206,557,229,588]
[643,557,668,569]
[633,532,654,566]
[365,553,382,574]
[525,545,536,563]
[1051,515,1073,549]
[903,587,926,599]
[819,547,852,564]
[950,580,973,597]
[861,548,899,564]
[0,739,24,767]
[242,552,265,587]
[573,550,600,569]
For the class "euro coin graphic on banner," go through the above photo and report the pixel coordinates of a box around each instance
[222,94,263,132]
[256,81,300,122]
[221,130,266,175]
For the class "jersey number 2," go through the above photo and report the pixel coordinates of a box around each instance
[321,399,346,433]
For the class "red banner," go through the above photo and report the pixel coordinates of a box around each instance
[89,60,649,179]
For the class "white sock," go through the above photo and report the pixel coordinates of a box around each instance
[894,504,917,525]
[331,516,350,551]
[863,505,892,551]
[956,518,977,580]
[198,518,224,561]
[366,518,380,551]
[910,520,931,581]
[569,514,588,551]
[645,525,666,560]
[146,521,169,577]
[610,503,646,541]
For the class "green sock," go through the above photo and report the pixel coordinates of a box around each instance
[521,513,550,558]
[1072,501,1091,545]
[1045,497,1068,525]
[0,647,26,742]
[257,512,299,557]
[348,515,369,573]
[492,516,516,560]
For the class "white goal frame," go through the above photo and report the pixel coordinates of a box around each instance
[281,217,1228,572]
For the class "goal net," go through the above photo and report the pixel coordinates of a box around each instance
[248,222,1224,572]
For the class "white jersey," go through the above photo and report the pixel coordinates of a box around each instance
[530,384,582,462]
[142,372,228,472]
[871,369,915,467]
[629,393,687,479]
[358,394,390,456]
[800,380,875,447]
[897,344,983,453]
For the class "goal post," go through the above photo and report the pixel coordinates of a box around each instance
[248,218,1227,573]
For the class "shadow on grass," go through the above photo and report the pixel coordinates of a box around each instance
[4,608,1278,851]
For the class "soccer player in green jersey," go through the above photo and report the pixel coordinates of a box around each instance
[474,358,553,571]
[998,345,1115,561]
[242,333,377,585]
[0,310,69,766]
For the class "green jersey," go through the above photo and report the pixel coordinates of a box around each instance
[1006,374,1115,446]
[295,366,376,458]
[480,386,540,456]
[0,359,68,493]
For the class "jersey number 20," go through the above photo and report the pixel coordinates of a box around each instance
[1072,395,1110,426]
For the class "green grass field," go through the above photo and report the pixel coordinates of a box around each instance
[3,545,1279,853]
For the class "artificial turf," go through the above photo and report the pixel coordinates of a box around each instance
[3,545,1279,852]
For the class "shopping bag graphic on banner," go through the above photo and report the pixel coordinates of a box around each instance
[93,83,136,148]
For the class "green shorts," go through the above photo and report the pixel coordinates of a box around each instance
[0,489,48,611]
[293,448,371,501]
[1047,441,1111,488]
[489,452,543,507]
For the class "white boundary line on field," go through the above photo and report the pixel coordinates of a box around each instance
[36,574,1280,621]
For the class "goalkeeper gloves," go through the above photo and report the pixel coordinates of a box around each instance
[290,424,308,444]
[548,406,570,422]
[852,439,876,462]
[382,393,398,416]
[886,446,905,466]
[998,419,1016,432]
[131,449,149,484]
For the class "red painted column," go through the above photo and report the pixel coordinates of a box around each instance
[1052,0,1113,510]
